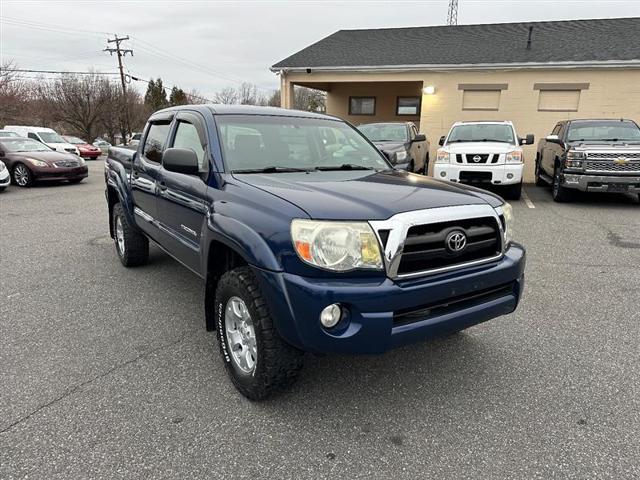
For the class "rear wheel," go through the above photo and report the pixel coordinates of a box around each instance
[12,164,33,187]
[552,163,572,202]
[112,203,149,267]
[215,266,304,400]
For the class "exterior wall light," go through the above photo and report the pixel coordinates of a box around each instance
[423,85,436,95]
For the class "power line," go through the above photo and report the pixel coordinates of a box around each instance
[0,16,112,37]
[128,75,213,104]
[2,69,120,75]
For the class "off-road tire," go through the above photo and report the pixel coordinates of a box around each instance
[215,266,304,400]
[504,182,522,200]
[112,203,149,267]
[422,153,430,175]
[552,163,572,203]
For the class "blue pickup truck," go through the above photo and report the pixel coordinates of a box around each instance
[105,105,526,399]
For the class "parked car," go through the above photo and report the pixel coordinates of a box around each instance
[0,160,10,191]
[536,119,640,202]
[434,121,534,200]
[93,139,112,154]
[0,137,88,187]
[2,126,80,156]
[63,135,102,160]
[357,122,429,174]
[105,105,526,400]
[0,131,20,138]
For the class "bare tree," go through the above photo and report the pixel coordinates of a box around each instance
[38,73,113,141]
[294,86,326,112]
[214,86,238,105]
[0,61,30,126]
[238,82,257,105]
[267,90,281,107]
[186,88,208,104]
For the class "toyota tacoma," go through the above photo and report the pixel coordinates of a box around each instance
[105,105,526,400]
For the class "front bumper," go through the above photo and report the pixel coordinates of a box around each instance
[33,165,89,181]
[252,244,526,354]
[562,173,640,193]
[434,163,523,185]
[78,150,101,158]
[0,169,10,186]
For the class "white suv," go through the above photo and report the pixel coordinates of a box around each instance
[434,121,534,200]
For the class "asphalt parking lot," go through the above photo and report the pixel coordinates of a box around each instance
[1,160,639,479]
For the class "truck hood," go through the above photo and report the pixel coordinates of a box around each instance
[233,170,503,220]
[568,141,640,151]
[444,142,517,154]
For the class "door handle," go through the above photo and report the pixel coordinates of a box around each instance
[158,181,167,191]
[132,170,139,178]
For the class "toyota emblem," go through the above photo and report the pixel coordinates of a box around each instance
[446,230,467,253]
[472,155,482,163]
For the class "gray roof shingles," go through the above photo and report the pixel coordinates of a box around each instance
[272,17,640,69]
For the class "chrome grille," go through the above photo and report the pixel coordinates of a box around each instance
[584,161,640,173]
[54,160,79,168]
[586,152,640,160]
[456,153,494,164]
[370,204,505,279]
[64,148,77,153]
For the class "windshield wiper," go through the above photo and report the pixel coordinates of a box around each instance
[314,164,374,171]
[232,166,311,174]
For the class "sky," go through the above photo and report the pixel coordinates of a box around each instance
[1,0,639,100]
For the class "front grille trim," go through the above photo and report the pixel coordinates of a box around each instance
[369,204,506,280]
[584,160,640,173]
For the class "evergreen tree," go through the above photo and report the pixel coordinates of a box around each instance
[144,78,168,111]
[169,86,188,106]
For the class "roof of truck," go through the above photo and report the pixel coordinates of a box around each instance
[153,104,335,120]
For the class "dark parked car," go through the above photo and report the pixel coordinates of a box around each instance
[63,136,102,160]
[536,119,640,202]
[358,122,430,174]
[0,137,88,187]
[106,105,525,400]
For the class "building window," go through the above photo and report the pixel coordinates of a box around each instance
[349,96,376,115]
[534,83,588,112]
[396,96,421,116]
[462,90,501,111]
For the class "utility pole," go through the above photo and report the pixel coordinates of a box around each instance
[105,35,133,144]
[447,0,459,26]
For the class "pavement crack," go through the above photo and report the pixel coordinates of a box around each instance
[0,329,197,435]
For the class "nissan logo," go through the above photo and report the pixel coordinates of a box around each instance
[446,230,467,253]
[472,155,482,163]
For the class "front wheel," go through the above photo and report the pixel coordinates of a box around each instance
[12,164,33,187]
[215,266,304,400]
[552,164,572,202]
[112,203,149,267]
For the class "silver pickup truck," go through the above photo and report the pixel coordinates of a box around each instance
[535,119,640,202]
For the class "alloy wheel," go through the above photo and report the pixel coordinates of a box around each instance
[14,165,29,186]
[115,216,125,256]
[225,296,257,374]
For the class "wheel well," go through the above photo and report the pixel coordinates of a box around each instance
[204,241,247,331]
[106,185,119,238]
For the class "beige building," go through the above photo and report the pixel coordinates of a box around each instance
[272,17,640,181]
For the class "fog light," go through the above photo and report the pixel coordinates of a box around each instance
[320,304,342,328]
[440,171,447,177]
[564,175,580,184]
[507,173,514,180]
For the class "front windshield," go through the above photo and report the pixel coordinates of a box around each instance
[358,123,408,143]
[216,115,390,172]
[1,138,52,152]
[447,124,515,144]
[566,121,640,142]
[0,131,19,137]
[65,136,85,144]
[38,131,65,143]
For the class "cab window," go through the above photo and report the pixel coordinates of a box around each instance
[172,120,207,172]
[142,122,171,163]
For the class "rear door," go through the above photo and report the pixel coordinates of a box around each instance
[131,116,172,240]
[155,111,210,275]
[542,123,562,175]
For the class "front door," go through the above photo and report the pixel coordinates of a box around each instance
[156,111,210,275]
[408,124,426,172]
[131,120,171,240]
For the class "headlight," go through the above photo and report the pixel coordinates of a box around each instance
[436,149,450,163]
[498,202,514,247]
[26,158,48,167]
[565,150,585,168]
[395,151,407,162]
[505,150,523,164]
[291,219,383,272]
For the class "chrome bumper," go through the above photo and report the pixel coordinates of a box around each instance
[563,173,640,193]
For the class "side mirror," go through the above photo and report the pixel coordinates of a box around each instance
[162,148,199,175]
[413,133,427,143]
[438,135,446,146]
[545,134,561,145]
[520,134,535,145]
